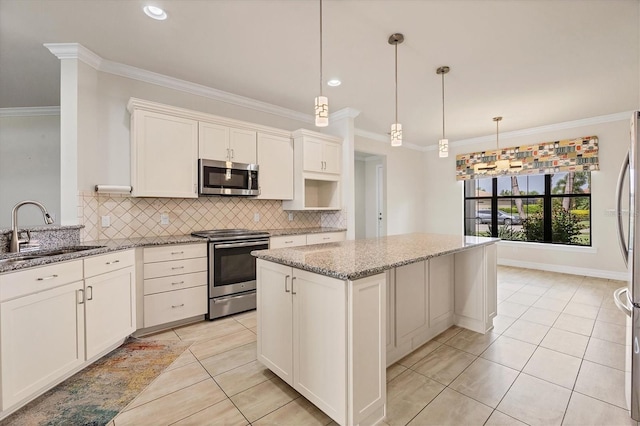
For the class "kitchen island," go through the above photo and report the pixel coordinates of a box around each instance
[252,233,499,426]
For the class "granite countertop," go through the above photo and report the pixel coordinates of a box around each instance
[0,227,345,274]
[252,233,500,280]
[0,235,206,274]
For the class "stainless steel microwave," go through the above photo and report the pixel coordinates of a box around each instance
[198,159,259,196]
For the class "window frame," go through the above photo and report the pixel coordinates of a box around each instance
[463,174,592,246]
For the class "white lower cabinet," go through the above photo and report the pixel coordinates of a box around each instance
[142,243,208,328]
[84,266,136,359]
[257,259,385,426]
[0,279,85,410]
[0,251,137,416]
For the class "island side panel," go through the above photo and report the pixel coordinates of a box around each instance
[292,268,347,425]
[348,273,386,426]
[453,243,498,333]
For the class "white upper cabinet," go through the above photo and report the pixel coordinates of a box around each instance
[199,122,257,164]
[257,133,293,200]
[302,134,341,174]
[282,129,343,210]
[129,108,199,198]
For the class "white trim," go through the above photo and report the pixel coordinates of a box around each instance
[0,106,60,117]
[498,257,627,281]
[44,43,313,124]
[451,110,634,149]
[498,240,598,254]
[330,107,361,121]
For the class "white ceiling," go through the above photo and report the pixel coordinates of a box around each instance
[1,0,639,147]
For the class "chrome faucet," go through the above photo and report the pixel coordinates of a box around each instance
[10,200,54,253]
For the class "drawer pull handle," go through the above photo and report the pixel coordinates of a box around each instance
[105,260,120,265]
[171,304,185,308]
[171,251,184,255]
[285,240,293,244]
[323,237,330,240]
[37,274,58,281]
[171,266,185,270]
[172,281,185,286]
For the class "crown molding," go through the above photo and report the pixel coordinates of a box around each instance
[0,106,60,117]
[44,43,313,124]
[292,128,343,142]
[450,110,634,149]
[44,43,102,69]
[330,107,361,121]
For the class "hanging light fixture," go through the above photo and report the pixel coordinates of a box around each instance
[314,0,328,127]
[437,66,450,158]
[388,33,404,147]
[493,116,510,171]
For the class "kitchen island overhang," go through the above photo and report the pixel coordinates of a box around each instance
[252,233,499,426]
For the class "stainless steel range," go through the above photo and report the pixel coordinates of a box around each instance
[191,229,270,320]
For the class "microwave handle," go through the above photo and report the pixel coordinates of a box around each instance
[248,173,252,191]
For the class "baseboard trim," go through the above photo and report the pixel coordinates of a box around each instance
[498,258,628,281]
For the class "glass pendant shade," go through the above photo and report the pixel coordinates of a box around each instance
[391,123,402,147]
[315,96,328,127]
[439,139,449,158]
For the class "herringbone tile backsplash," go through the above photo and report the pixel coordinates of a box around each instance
[79,192,346,242]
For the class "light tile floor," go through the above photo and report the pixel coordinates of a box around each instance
[108,267,638,425]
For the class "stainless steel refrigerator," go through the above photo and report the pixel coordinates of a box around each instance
[615,110,640,420]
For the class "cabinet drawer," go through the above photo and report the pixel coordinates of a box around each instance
[143,243,207,263]
[0,260,83,302]
[144,286,207,327]
[270,235,307,249]
[143,257,207,279]
[306,232,345,245]
[84,249,135,278]
[144,271,208,295]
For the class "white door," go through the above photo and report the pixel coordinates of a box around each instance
[229,128,257,164]
[256,260,294,385]
[0,281,85,409]
[85,266,135,359]
[394,261,429,345]
[322,141,341,174]
[303,138,324,173]
[198,122,230,161]
[256,133,293,200]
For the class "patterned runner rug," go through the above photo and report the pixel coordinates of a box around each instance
[1,338,191,426]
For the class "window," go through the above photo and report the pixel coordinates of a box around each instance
[464,172,591,246]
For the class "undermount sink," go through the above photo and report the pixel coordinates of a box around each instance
[0,246,105,266]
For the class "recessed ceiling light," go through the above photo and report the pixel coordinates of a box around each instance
[143,5,167,20]
[327,79,341,87]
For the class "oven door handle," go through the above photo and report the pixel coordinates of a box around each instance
[213,292,256,303]
[214,241,269,249]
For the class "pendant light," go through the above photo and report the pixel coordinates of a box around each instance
[314,0,328,127]
[389,33,404,147]
[493,116,509,171]
[437,66,450,158]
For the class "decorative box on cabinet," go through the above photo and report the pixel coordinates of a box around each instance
[199,122,257,164]
[142,243,208,328]
[128,103,199,198]
[282,129,343,211]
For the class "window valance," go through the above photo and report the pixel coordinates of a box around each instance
[455,136,599,181]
